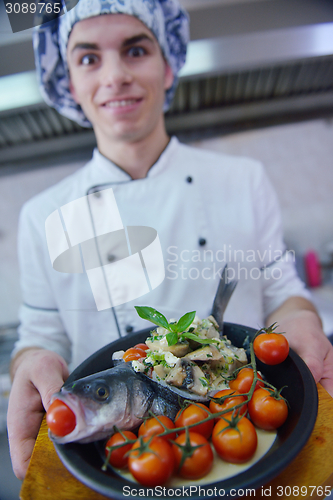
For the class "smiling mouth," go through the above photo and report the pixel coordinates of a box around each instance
[103,98,142,108]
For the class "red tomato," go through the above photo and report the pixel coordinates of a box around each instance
[105,431,137,469]
[209,389,247,419]
[46,399,76,437]
[229,367,264,394]
[172,432,214,479]
[128,436,174,486]
[134,343,149,351]
[253,330,289,365]
[138,415,176,441]
[212,416,257,464]
[248,388,288,430]
[123,347,147,362]
[175,403,214,439]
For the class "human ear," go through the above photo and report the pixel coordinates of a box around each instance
[164,62,174,91]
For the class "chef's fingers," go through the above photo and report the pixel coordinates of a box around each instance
[7,377,45,480]
[7,349,68,479]
[303,341,333,398]
[29,350,69,411]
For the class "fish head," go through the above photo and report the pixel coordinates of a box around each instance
[47,364,154,444]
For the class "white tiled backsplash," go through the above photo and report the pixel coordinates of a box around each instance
[0,162,82,325]
[1,118,333,326]
[192,118,333,262]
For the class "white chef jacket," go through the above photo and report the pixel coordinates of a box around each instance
[14,137,310,370]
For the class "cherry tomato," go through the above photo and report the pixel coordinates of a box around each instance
[172,432,214,479]
[138,415,176,441]
[123,347,147,362]
[46,399,76,437]
[134,343,149,351]
[212,416,257,464]
[175,403,214,439]
[128,436,174,486]
[229,367,264,394]
[253,331,289,365]
[248,388,288,430]
[105,431,137,469]
[209,389,247,419]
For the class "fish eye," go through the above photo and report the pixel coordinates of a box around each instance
[95,385,109,401]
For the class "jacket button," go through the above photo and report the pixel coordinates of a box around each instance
[186,176,193,183]
[107,253,116,263]
[199,238,206,246]
[126,325,134,333]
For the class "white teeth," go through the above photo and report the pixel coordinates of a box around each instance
[105,99,137,108]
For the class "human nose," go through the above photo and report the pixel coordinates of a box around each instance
[99,53,132,88]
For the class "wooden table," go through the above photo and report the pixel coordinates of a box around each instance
[20,384,333,500]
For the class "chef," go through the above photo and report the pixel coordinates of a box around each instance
[7,0,333,480]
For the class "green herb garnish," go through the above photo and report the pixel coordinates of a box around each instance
[135,306,219,347]
[134,306,169,330]
[135,306,196,345]
[165,331,178,346]
[179,332,219,346]
[199,377,209,387]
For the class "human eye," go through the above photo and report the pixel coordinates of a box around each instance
[127,46,146,58]
[80,53,99,66]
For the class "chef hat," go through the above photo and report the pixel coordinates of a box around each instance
[33,0,189,127]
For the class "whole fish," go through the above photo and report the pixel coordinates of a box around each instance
[48,363,183,444]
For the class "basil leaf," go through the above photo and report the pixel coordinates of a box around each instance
[176,311,196,333]
[168,322,179,333]
[180,332,219,345]
[166,331,178,346]
[134,306,169,330]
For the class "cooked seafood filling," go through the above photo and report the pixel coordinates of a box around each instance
[131,316,247,396]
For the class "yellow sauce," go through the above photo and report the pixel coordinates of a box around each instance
[114,428,277,486]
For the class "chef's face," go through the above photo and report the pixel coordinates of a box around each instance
[67,14,174,145]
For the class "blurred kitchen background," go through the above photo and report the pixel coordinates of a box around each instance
[1,0,333,498]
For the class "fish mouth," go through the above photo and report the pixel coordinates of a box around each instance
[48,389,128,444]
[48,391,88,444]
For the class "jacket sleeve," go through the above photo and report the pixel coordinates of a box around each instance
[253,163,312,319]
[12,201,72,364]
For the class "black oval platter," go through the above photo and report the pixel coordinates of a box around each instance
[54,322,318,500]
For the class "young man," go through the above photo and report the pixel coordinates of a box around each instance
[8,0,333,481]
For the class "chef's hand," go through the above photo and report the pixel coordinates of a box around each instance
[266,296,333,397]
[7,348,69,480]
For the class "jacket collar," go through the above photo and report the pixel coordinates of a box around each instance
[87,136,179,185]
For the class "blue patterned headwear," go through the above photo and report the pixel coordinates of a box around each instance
[33,0,189,127]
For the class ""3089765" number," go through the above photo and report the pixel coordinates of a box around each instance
[5,2,61,14]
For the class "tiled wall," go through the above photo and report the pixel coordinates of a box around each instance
[192,118,333,261]
[1,118,333,326]
[0,162,82,325]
